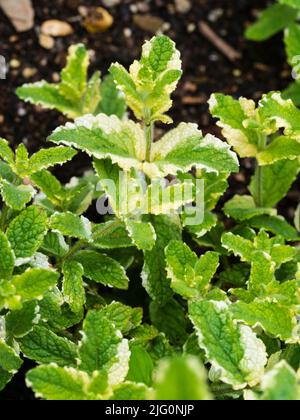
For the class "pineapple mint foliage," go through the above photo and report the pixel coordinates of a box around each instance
[0,35,299,401]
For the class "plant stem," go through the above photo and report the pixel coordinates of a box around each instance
[0,204,9,231]
[145,122,154,162]
[253,134,267,208]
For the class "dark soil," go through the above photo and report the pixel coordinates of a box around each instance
[0,0,299,400]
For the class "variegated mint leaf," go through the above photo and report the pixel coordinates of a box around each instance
[209,93,259,157]
[0,232,15,280]
[0,180,35,211]
[111,382,149,400]
[96,74,126,119]
[7,206,48,258]
[110,35,182,124]
[231,300,299,343]
[189,300,267,390]
[30,170,64,207]
[145,123,238,178]
[73,250,129,290]
[5,301,40,338]
[19,325,77,366]
[26,366,91,401]
[78,310,130,385]
[257,136,300,165]
[0,138,14,165]
[28,146,77,175]
[280,0,300,9]
[125,220,156,251]
[0,340,23,373]
[165,240,219,299]
[92,221,133,249]
[49,114,146,172]
[50,212,92,241]
[62,260,85,314]
[99,302,143,335]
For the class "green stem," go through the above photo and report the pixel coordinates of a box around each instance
[0,204,9,231]
[145,122,154,162]
[253,135,267,208]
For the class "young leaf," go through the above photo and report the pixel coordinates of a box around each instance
[257,136,300,165]
[110,382,149,400]
[189,300,267,390]
[110,35,182,124]
[224,195,275,221]
[99,302,143,335]
[73,250,129,290]
[7,206,48,258]
[245,3,298,41]
[92,221,133,249]
[0,232,15,279]
[0,137,14,165]
[126,345,153,386]
[41,231,69,258]
[62,260,85,314]
[165,240,219,299]
[50,212,92,241]
[142,215,182,304]
[30,170,63,206]
[97,74,126,119]
[19,325,77,366]
[26,366,91,401]
[209,93,259,157]
[28,146,77,175]
[0,180,35,211]
[153,355,212,400]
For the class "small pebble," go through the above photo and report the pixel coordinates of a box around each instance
[133,14,164,33]
[208,8,224,22]
[0,115,4,124]
[83,7,114,33]
[102,0,121,7]
[175,0,191,14]
[17,107,27,117]
[39,34,55,50]
[123,28,132,38]
[52,72,60,82]
[187,23,196,33]
[41,20,74,37]
[233,69,241,77]
[22,67,37,78]
[10,59,20,69]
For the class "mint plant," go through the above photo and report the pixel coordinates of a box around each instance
[245,0,300,41]
[0,36,299,400]
[16,44,126,119]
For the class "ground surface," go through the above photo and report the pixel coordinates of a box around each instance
[0,0,298,399]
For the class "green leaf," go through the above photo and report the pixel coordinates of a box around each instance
[41,231,69,258]
[26,366,91,401]
[258,361,299,400]
[125,220,156,251]
[257,136,300,165]
[5,301,39,338]
[150,298,188,346]
[0,368,13,392]
[7,206,48,258]
[82,71,101,115]
[49,114,146,173]
[245,3,298,41]
[19,325,77,366]
[99,302,142,335]
[62,260,85,314]
[224,195,275,221]
[111,382,149,400]
[189,300,267,390]
[246,215,299,241]
[12,268,59,304]
[110,35,182,124]
[222,232,254,261]
[14,144,29,177]
[0,232,15,279]
[73,250,129,290]
[59,44,89,103]
[142,215,182,304]
[127,345,153,386]
[0,138,14,165]
[146,123,238,178]
[231,300,298,342]
[1,180,35,210]
[97,74,126,118]
[250,159,299,208]
[50,212,92,241]
[280,0,300,9]
[0,340,22,373]
[78,310,130,384]
[165,240,219,299]
[92,221,133,249]
[30,170,63,206]
[153,355,212,400]
[209,93,259,157]
[28,147,77,175]
[285,23,300,68]
[16,82,78,119]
